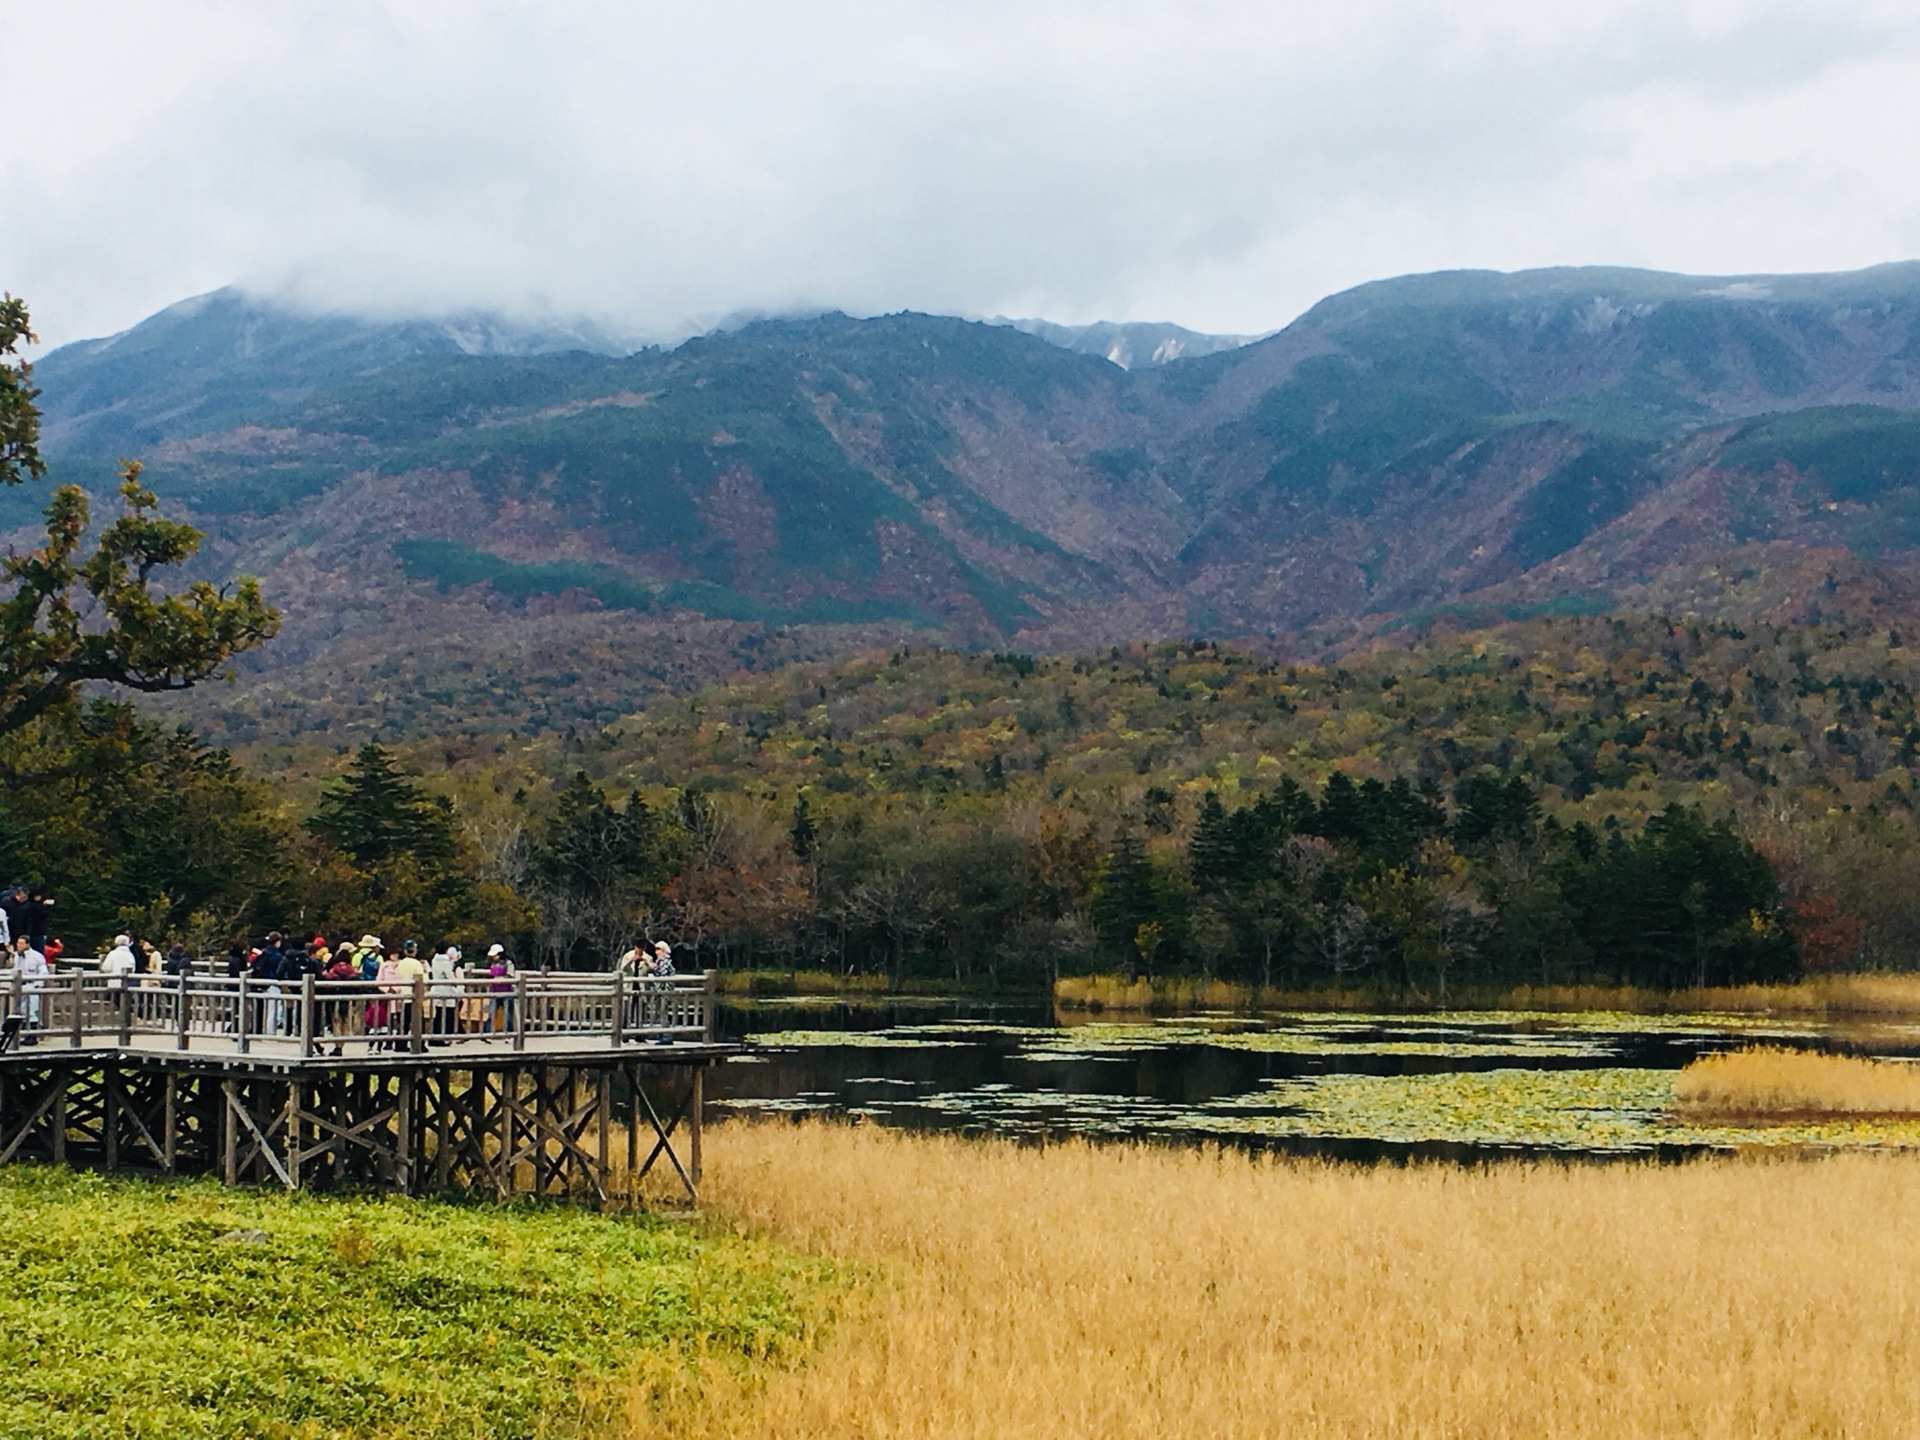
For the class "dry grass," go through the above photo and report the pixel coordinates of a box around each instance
[1054,971,1920,1016]
[1673,1046,1920,1120]
[1053,974,1382,1012]
[619,1122,1920,1438]
[1502,974,1920,1015]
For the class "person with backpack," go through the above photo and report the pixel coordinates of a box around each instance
[321,945,361,1053]
[277,939,321,1037]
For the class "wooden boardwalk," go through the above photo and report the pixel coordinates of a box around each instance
[0,970,736,1205]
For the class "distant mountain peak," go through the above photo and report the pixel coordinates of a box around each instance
[989,317,1261,369]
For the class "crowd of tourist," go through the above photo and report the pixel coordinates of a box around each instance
[1,898,680,1050]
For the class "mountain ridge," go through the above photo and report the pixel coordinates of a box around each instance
[18,261,1920,743]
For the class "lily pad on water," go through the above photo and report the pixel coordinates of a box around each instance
[1210,1067,1920,1151]
[747,1030,951,1049]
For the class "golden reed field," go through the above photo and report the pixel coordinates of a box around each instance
[1674,1046,1920,1120]
[624,1122,1920,1439]
[1055,971,1920,1016]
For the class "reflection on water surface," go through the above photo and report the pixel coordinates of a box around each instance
[709,999,1920,1159]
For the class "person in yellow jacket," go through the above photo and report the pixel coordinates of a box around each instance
[393,940,427,1046]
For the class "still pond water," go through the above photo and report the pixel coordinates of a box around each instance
[707,998,1920,1160]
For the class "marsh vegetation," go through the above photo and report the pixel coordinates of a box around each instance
[631,1121,1920,1439]
[1673,1045,1920,1121]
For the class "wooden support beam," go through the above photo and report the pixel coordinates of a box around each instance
[396,1073,415,1195]
[104,1068,119,1172]
[689,1065,704,1190]
[597,1073,612,1206]
[221,1079,238,1185]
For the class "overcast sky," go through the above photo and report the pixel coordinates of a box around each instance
[7,0,1920,349]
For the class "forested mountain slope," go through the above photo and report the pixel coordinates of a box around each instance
[16,616,1918,988]
[18,264,1920,743]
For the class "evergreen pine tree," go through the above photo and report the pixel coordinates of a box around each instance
[309,744,457,868]
[790,793,818,862]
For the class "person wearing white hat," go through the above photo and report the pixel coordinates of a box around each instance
[101,933,139,994]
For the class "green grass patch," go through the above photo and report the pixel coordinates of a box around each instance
[0,1164,844,1440]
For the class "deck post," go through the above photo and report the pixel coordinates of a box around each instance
[300,976,315,1058]
[221,1079,238,1185]
[689,1065,704,1190]
[118,984,131,1047]
[288,1079,302,1189]
[236,974,250,1055]
[397,1073,415,1195]
[411,975,426,1055]
[596,1071,613,1206]
[434,1072,452,1191]
[500,1068,517,1198]
[163,1073,177,1172]
[104,1067,120,1171]
[610,975,624,1048]
[703,969,717,1041]
[513,975,527,1053]
[176,977,190,1051]
[625,1062,639,1179]
[70,970,84,1049]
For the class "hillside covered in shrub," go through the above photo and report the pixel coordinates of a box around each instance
[7,611,1919,995]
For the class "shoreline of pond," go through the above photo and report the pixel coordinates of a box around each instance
[714,967,1920,1019]
[1052,971,1920,1017]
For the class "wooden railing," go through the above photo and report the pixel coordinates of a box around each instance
[0,970,717,1060]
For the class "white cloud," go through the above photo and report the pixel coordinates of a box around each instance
[4,0,1919,347]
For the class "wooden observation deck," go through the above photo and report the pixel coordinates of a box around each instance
[0,969,735,1206]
